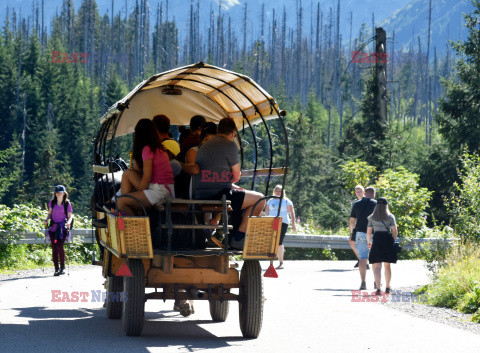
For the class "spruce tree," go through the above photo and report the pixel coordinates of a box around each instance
[438,1,480,153]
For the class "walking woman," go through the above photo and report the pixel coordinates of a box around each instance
[44,185,74,276]
[265,185,297,269]
[366,197,398,294]
[118,118,174,215]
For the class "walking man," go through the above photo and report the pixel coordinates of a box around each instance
[349,186,376,290]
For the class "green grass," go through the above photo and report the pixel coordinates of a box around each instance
[421,241,480,322]
[0,242,99,273]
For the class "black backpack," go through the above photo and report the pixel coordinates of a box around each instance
[64,201,74,229]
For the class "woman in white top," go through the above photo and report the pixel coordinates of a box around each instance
[265,185,297,269]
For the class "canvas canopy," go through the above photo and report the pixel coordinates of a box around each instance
[100,62,281,138]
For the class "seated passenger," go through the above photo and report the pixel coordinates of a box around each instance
[117,119,174,215]
[153,114,181,147]
[185,122,217,164]
[194,117,265,249]
[179,115,206,160]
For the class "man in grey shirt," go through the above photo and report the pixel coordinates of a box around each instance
[195,117,265,249]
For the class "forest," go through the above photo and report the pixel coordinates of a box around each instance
[0,0,478,242]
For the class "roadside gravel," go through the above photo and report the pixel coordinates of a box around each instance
[380,285,480,336]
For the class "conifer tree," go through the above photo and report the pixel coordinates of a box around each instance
[438,1,480,153]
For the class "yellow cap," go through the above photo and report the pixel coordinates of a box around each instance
[162,139,180,157]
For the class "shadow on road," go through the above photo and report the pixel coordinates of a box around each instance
[3,306,247,351]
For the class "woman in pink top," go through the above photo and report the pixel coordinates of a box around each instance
[118,119,174,215]
[43,185,74,276]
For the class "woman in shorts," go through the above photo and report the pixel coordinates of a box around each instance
[118,119,174,215]
[265,185,297,269]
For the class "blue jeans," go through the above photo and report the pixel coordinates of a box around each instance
[355,232,369,259]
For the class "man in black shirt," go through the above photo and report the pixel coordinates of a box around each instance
[349,186,376,290]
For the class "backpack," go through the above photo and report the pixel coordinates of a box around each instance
[64,201,74,229]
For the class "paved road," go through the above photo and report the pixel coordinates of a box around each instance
[0,260,478,352]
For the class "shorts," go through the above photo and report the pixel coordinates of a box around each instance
[143,183,174,206]
[225,189,246,212]
[279,223,288,245]
[355,232,369,259]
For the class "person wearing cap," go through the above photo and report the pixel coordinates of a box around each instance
[153,114,181,155]
[43,185,74,276]
[367,197,398,295]
[179,115,206,156]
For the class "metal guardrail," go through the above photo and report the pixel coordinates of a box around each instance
[7,230,454,250]
[5,229,96,245]
[283,234,455,250]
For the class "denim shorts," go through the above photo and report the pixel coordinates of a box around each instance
[355,232,369,259]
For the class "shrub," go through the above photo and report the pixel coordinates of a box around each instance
[423,241,480,321]
[445,151,480,242]
[0,203,94,271]
[340,159,377,194]
[374,167,433,239]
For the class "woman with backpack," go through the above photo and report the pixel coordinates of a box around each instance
[44,185,74,276]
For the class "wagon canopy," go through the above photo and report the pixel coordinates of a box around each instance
[100,62,281,138]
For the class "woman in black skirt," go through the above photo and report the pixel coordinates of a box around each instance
[366,197,398,295]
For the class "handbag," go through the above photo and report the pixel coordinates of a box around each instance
[393,241,402,254]
[382,220,401,254]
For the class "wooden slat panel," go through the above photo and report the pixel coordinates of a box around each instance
[147,267,239,286]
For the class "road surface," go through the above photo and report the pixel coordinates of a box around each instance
[0,260,478,352]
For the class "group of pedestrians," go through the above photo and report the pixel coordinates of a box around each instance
[349,185,398,295]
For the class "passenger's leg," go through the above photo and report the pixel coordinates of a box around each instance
[120,169,143,194]
[117,190,152,216]
[238,190,265,233]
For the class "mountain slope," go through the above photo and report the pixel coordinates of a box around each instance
[381,0,474,52]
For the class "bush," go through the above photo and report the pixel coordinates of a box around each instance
[374,167,433,239]
[445,151,480,242]
[422,241,480,321]
[0,203,94,271]
[340,159,377,194]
